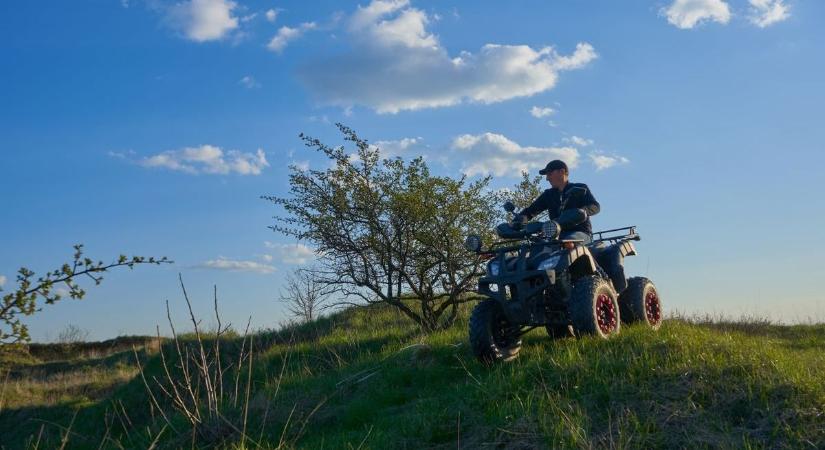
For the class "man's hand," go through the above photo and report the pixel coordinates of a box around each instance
[512,213,527,228]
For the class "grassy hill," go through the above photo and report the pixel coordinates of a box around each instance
[1,304,823,449]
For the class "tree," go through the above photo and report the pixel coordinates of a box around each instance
[279,268,329,323]
[263,124,501,331]
[0,244,171,344]
[508,171,545,212]
[56,323,90,344]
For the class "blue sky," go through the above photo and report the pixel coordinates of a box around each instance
[2,0,823,341]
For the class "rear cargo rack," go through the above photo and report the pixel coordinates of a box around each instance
[591,226,639,244]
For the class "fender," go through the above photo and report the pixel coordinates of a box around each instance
[556,245,597,280]
[620,241,637,257]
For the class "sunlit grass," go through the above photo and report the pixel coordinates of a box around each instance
[1,303,823,448]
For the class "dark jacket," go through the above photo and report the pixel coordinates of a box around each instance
[520,182,600,235]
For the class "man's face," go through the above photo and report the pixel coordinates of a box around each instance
[545,169,567,189]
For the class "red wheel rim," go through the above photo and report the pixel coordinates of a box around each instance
[645,290,662,325]
[596,294,617,335]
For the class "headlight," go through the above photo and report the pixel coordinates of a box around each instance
[537,254,562,271]
[464,234,482,253]
[488,260,500,276]
[542,221,560,240]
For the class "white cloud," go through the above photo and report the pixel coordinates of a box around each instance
[298,0,597,113]
[108,150,136,159]
[564,135,594,147]
[748,0,790,27]
[267,22,317,53]
[167,0,239,42]
[291,160,310,171]
[661,0,731,29]
[239,75,260,88]
[264,242,317,264]
[308,115,331,124]
[0,275,6,288]
[139,145,269,175]
[589,152,630,171]
[265,9,279,22]
[349,0,438,49]
[549,42,599,71]
[530,106,555,118]
[451,133,579,177]
[261,254,273,262]
[196,257,276,274]
[370,137,422,158]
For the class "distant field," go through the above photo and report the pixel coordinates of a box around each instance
[1,306,823,449]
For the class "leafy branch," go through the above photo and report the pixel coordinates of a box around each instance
[1,244,172,344]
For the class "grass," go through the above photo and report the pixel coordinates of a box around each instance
[0,304,823,449]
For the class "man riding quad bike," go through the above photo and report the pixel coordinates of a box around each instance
[464,161,663,365]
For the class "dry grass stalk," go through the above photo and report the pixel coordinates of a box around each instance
[133,275,257,445]
[132,344,176,433]
[0,368,9,414]
[58,409,79,450]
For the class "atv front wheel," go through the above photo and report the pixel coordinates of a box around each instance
[569,276,621,338]
[619,277,662,330]
[469,300,522,365]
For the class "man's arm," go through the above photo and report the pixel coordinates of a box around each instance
[519,190,551,220]
[580,185,600,217]
[554,184,599,229]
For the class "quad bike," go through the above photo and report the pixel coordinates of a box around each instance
[464,201,663,365]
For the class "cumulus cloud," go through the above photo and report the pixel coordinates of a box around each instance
[267,22,317,53]
[530,106,555,118]
[589,152,630,171]
[166,0,239,42]
[108,149,136,159]
[564,135,594,147]
[451,133,579,177]
[265,9,279,22]
[298,0,597,113]
[0,275,6,288]
[748,0,789,27]
[239,75,260,88]
[349,0,438,49]
[661,0,731,29]
[264,242,317,264]
[196,257,276,274]
[291,160,310,171]
[139,145,269,175]
[371,137,423,159]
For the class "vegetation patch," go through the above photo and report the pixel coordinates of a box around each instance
[1,305,823,449]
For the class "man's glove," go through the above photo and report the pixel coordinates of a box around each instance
[511,213,527,228]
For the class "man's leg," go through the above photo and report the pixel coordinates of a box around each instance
[600,248,628,293]
[559,231,591,244]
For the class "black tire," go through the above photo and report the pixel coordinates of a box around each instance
[545,323,573,339]
[569,275,621,338]
[469,300,522,365]
[619,277,663,330]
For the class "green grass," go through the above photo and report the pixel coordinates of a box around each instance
[1,305,823,449]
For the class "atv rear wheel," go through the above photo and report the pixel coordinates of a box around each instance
[619,277,662,330]
[569,275,621,338]
[469,300,522,365]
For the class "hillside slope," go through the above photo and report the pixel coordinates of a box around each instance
[1,305,823,449]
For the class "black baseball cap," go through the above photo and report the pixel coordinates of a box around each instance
[539,160,568,175]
